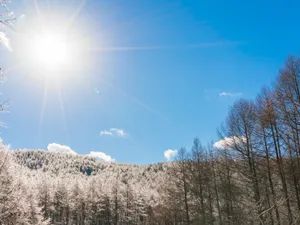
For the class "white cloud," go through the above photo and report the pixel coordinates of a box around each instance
[88,151,115,162]
[0,32,11,51]
[100,128,127,137]
[47,143,77,155]
[220,92,242,97]
[110,128,127,137]
[164,149,178,161]
[0,137,10,150]
[213,136,246,149]
[47,143,115,162]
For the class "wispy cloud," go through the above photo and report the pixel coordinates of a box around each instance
[47,143,115,162]
[164,149,178,161]
[100,128,127,138]
[90,41,244,52]
[100,130,113,136]
[94,88,100,94]
[187,40,244,48]
[110,128,127,137]
[220,92,242,97]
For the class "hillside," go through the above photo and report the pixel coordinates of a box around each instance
[12,149,168,203]
[7,149,169,224]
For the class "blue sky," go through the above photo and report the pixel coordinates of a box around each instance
[0,0,299,164]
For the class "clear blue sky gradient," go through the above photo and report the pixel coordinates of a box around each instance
[0,0,299,164]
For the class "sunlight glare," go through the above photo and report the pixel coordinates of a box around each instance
[11,10,92,81]
[33,34,67,67]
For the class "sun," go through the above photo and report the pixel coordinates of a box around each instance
[11,12,91,80]
[32,34,68,68]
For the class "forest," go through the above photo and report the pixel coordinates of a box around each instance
[1,56,300,224]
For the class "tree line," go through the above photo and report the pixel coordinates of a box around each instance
[159,56,300,225]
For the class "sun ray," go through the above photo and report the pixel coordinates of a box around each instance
[33,0,49,34]
[38,79,48,138]
[63,0,86,32]
[57,82,70,144]
[94,75,172,123]
[33,0,41,19]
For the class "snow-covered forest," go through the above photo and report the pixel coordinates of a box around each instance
[3,148,167,224]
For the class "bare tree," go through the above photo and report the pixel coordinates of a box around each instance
[219,99,264,224]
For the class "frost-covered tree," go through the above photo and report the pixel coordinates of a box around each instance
[0,141,48,224]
